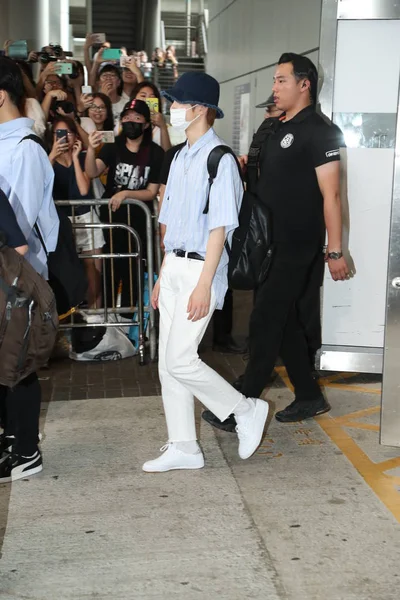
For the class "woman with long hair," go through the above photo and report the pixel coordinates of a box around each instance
[85,99,164,309]
[132,81,171,151]
[83,93,115,197]
[121,55,144,98]
[49,116,104,308]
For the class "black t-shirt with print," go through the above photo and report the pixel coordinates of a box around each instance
[98,136,164,199]
[257,105,344,246]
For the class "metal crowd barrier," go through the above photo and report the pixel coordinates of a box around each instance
[55,199,158,365]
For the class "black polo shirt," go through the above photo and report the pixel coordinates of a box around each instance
[257,105,344,246]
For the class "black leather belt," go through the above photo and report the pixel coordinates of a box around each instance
[173,249,205,261]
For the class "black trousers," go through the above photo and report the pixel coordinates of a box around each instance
[0,372,41,456]
[242,244,322,400]
[298,250,324,357]
[212,288,233,343]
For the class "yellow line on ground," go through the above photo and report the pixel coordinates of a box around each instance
[343,422,380,432]
[377,457,400,472]
[321,382,381,394]
[273,367,399,522]
[316,414,400,523]
[334,406,381,424]
[320,372,363,384]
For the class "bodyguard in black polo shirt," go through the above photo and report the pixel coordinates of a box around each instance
[210,52,348,425]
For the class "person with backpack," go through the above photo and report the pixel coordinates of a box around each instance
[142,72,270,473]
[0,57,59,483]
[158,143,245,355]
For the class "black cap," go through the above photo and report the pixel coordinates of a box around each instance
[120,98,151,122]
[256,93,275,109]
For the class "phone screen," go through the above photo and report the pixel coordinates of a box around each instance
[56,129,68,141]
[8,40,28,61]
[146,98,159,113]
[81,85,92,94]
[100,131,115,144]
[102,48,121,61]
[92,33,106,44]
[54,62,73,75]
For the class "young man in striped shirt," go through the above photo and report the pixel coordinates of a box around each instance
[143,72,269,473]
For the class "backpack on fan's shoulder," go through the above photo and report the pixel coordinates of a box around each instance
[0,233,58,387]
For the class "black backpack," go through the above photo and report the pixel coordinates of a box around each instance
[204,145,273,290]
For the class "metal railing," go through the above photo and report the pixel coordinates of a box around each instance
[55,199,158,365]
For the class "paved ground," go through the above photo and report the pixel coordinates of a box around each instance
[0,358,399,599]
[1,291,399,599]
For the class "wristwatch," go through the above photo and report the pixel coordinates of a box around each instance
[327,251,343,260]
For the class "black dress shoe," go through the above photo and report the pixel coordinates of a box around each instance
[212,336,246,354]
[202,410,237,432]
[275,396,331,423]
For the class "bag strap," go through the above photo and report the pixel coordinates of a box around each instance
[18,134,49,256]
[203,145,244,215]
[246,117,282,188]
[34,223,48,257]
[18,133,47,151]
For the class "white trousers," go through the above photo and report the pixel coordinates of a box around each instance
[158,253,244,441]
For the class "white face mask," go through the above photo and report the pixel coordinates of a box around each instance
[170,105,200,131]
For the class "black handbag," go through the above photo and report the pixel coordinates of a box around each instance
[204,145,273,291]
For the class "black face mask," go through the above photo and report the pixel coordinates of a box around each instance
[122,121,145,140]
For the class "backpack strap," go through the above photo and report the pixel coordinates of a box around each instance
[18,133,47,151]
[18,134,49,255]
[203,145,243,215]
[246,117,282,192]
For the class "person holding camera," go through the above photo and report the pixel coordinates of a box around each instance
[94,63,128,132]
[50,116,104,308]
[132,81,171,151]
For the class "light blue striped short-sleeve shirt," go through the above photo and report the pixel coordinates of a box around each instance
[159,128,243,309]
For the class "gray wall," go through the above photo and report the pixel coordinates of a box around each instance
[0,0,65,52]
[207,0,322,145]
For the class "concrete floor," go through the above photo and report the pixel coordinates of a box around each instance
[1,376,400,600]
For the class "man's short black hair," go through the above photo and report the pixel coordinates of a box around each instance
[278,52,318,105]
[0,57,25,107]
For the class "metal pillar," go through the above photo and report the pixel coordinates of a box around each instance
[186,0,192,57]
[318,0,400,447]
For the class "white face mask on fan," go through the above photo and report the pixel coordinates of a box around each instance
[170,104,200,131]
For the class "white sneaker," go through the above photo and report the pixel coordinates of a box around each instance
[235,398,269,459]
[142,443,205,473]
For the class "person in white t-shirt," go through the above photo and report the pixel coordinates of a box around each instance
[94,64,126,133]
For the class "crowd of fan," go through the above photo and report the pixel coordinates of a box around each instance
[1,36,182,312]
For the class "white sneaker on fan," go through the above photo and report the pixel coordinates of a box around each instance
[142,443,205,473]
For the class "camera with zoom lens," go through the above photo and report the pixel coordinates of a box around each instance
[40,44,63,64]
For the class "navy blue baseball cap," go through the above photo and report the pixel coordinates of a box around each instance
[161,72,224,119]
